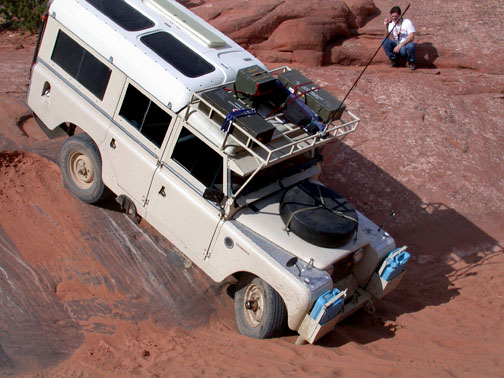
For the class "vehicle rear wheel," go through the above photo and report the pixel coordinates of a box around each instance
[234,274,287,339]
[59,134,105,203]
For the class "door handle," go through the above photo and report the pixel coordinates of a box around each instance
[159,186,166,197]
[110,138,116,149]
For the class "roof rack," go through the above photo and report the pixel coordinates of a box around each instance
[182,67,360,175]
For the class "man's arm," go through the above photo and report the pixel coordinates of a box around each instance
[384,19,391,38]
[393,32,415,53]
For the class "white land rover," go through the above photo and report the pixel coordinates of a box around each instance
[28,0,410,344]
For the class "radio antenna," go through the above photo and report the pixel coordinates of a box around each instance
[335,3,411,111]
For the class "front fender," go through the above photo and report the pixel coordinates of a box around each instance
[203,220,333,330]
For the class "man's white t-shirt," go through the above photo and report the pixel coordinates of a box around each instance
[388,19,415,44]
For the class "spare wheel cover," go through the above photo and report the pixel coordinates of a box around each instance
[280,181,358,248]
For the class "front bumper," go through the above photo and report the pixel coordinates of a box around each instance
[296,246,409,344]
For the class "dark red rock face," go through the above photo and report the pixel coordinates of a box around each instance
[181,0,503,74]
[180,0,377,66]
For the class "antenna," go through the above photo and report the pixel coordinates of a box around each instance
[335,4,411,112]
[378,210,396,232]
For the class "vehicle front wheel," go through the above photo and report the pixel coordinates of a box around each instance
[59,133,105,203]
[234,274,287,339]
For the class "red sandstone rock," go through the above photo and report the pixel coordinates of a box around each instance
[184,0,377,66]
[182,0,503,73]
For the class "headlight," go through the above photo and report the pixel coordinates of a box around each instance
[353,248,365,264]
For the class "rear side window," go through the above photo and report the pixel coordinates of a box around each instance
[85,0,154,31]
[141,32,215,78]
[51,30,111,100]
[119,84,171,148]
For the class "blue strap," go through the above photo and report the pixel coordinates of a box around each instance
[305,118,326,133]
[221,108,256,134]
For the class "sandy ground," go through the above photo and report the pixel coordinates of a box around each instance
[0,1,503,377]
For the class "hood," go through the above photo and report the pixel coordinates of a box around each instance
[233,190,371,270]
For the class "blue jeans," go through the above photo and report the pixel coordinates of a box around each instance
[382,38,416,62]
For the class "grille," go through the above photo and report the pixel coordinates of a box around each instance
[330,253,355,284]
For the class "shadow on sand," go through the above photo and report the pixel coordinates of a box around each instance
[316,141,501,347]
[415,42,439,68]
[0,127,500,375]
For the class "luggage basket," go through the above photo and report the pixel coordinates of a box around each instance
[183,69,360,171]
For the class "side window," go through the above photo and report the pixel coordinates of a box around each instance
[118,84,171,148]
[51,30,111,100]
[172,127,223,191]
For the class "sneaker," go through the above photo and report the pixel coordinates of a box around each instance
[408,61,416,70]
[389,59,397,67]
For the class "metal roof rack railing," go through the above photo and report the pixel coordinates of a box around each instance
[184,90,360,171]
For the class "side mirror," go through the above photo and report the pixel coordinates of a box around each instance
[286,257,298,267]
[203,187,224,204]
[286,257,302,276]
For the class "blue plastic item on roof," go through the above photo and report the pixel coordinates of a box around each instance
[310,288,344,325]
[221,108,257,134]
[380,249,410,281]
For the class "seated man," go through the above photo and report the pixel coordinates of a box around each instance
[382,6,416,70]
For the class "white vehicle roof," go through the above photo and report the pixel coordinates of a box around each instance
[49,0,265,112]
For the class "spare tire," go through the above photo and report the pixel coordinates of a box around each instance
[280,181,358,248]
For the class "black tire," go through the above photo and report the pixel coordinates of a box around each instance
[59,133,105,203]
[280,180,358,248]
[234,274,287,339]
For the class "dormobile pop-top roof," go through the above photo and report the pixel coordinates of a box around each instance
[48,0,265,112]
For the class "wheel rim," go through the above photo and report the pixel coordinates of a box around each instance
[243,283,265,328]
[69,151,95,190]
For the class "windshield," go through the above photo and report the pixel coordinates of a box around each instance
[230,151,319,198]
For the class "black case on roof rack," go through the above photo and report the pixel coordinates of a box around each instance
[278,69,346,123]
[234,65,278,97]
[199,87,276,144]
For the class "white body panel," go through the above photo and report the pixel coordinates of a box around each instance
[233,190,371,270]
[145,162,222,261]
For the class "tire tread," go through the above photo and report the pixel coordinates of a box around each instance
[234,275,287,339]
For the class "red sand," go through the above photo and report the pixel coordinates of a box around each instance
[0,0,503,376]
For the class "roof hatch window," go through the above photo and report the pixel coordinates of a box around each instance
[141,32,215,78]
[85,0,155,31]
